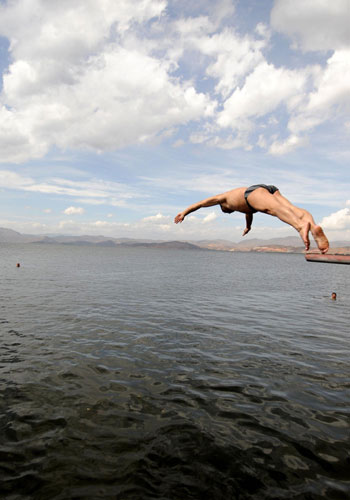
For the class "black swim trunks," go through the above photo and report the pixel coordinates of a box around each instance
[244,184,279,212]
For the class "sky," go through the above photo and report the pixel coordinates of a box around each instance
[0,0,349,242]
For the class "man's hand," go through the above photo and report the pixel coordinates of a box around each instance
[174,213,185,224]
[243,213,253,236]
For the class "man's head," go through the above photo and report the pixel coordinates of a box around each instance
[331,292,337,300]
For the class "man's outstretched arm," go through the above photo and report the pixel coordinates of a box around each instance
[242,213,253,236]
[174,194,224,223]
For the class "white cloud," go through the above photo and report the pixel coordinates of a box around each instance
[0,105,49,163]
[63,206,85,215]
[93,220,112,227]
[288,50,350,135]
[271,0,350,52]
[56,219,130,233]
[57,219,79,230]
[0,0,213,162]
[269,134,308,155]
[0,169,33,189]
[202,212,217,223]
[0,0,167,60]
[0,0,348,162]
[194,27,268,98]
[0,169,140,206]
[142,213,170,223]
[320,208,350,230]
[205,134,253,151]
[217,62,307,129]
[47,214,175,237]
[1,48,213,161]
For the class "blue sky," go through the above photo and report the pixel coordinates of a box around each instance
[0,0,349,241]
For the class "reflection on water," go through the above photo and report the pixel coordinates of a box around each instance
[0,244,349,499]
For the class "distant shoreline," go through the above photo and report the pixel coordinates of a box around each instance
[1,227,350,254]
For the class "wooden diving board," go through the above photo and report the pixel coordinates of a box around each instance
[305,253,350,265]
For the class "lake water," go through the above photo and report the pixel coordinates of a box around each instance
[0,243,349,500]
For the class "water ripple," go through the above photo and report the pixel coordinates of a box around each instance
[0,246,349,499]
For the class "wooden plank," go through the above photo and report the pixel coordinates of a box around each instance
[305,253,350,264]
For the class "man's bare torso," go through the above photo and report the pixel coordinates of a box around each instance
[219,187,251,214]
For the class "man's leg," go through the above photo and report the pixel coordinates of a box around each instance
[246,188,329,253]
[272,192,330,253]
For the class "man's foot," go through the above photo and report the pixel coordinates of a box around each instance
[299,222,311,250]
[312,225,329,254]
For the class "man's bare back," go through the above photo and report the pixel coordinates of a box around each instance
[218,188,252,214]
[174,184,329,254]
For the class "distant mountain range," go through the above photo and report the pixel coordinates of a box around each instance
[1,227,350,253]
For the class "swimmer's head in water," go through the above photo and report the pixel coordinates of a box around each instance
[331,292,337,300]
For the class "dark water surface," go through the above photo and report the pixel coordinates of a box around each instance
[0,244,349,499]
